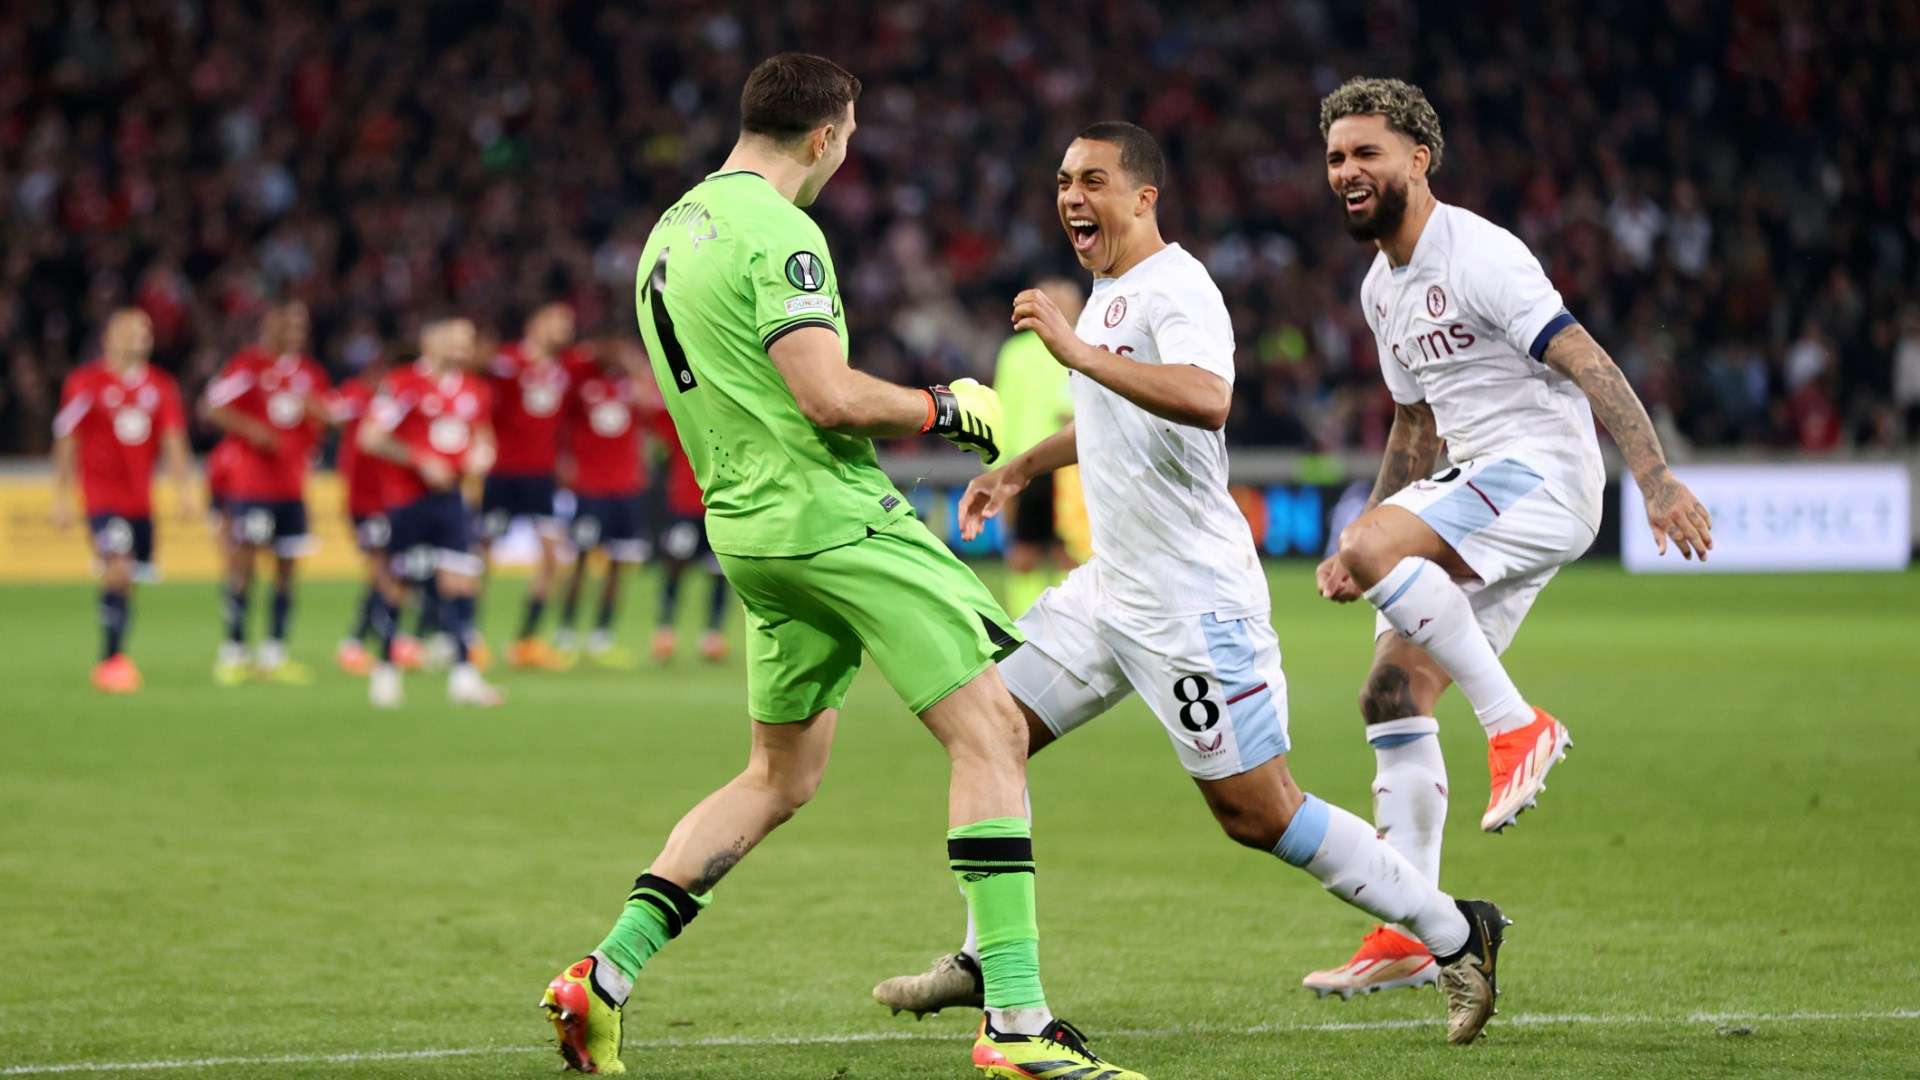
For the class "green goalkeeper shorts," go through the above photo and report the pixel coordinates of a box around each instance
[718,514,1023,723]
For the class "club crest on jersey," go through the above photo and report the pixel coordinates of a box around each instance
[1427,285,1447,318]
[1104,296,1127,328]
[784,252,825,291]
[112,407,152,445]
[588,400,631,437]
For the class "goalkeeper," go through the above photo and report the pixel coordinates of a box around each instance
[539,52,1145,1080]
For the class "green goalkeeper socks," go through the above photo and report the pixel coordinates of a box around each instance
[949,817,1046,1011]
[597,872,711,981]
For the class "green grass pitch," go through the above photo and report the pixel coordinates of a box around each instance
[2,563,1917,1078]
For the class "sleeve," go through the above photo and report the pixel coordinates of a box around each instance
[1453,229,1576,362]
[204,358,253,408]
[157,378,186,434]
[748,216,840,352]
[53,373,92,437]
[1146,273,1236,385]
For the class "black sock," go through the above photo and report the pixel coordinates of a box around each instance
[447,595,476,664]
[595,580,617,632]
[100,589,129,660]
[658,568,681,624]
[350,586,378,642]
[519,596,546,641]
[270,587,293,644]
[223,584,248,645]
[705,572,729,632]
[372,594,398,662]
[413,580,440,639]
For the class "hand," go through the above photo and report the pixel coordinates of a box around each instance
[1642,467,1713,561]
[957,462,1028,541]
[1011,288,1086,367]
[1315,553,1362,602]
[417,456,457,491]
[243,421,278,452]
[927,378,1005,464]
[49,501,76,530]
[463,441,496,479]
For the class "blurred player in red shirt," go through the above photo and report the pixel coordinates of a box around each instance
[358,317,503,708]
[550,340,654,668]
[204,432,242,565]
[203,301,331,685]
[49,309,194,693]
[482,302,578,671]
[328,349,423,676]
[648,383,731,665]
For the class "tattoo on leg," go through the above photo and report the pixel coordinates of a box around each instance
[1362,664,1420,725]
[689,837,749,893]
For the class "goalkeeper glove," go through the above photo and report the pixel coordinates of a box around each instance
[923,378,1004,464]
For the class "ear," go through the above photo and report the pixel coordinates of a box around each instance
[809,123,833,164]
[1135,184,1159,218]
[1410,144,1431,183]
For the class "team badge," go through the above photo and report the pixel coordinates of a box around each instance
[784,251,825,291]
[1427,285,1447,318]
[1104,296,1128,328]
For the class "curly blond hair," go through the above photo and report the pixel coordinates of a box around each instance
[1319,77,1445,175]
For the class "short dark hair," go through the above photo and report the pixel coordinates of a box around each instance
[1074,121,1166,189]
[740,53,862,143]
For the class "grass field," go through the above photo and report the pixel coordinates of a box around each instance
[2,563,1918,1078]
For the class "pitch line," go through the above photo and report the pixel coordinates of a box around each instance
[4,1008,1915,1075]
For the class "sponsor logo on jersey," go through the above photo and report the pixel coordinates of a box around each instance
[784,251,825,291]
[783,294,834,317]
[1104,296,1128,327]
[427,416,469,454]
[112,407,152,445]
[522,383,563,417]
[267,390,305,427]
[588,400,631,437]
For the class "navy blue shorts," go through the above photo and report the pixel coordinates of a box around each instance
[387,492,483,579]
[571,494,651,562]
[89,513,155,576]
[479,473,560,539]
[350,512,391,552]
[230,499,312,557]
[656,511,718,569]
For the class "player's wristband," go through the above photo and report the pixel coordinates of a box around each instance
[923,385,959,434]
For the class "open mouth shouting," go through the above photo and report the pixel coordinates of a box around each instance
[1066,214,1101,255]
[1343,185,1376,216]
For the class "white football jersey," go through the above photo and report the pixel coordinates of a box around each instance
[1071,243,1267,618]
[1360,202,1605,527]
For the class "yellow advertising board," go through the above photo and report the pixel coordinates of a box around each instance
[0,471,367,583]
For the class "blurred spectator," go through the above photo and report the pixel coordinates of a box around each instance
[2,0,1917,458]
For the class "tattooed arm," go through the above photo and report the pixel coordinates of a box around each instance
[1366,401,1443,511]
[1317,401,1443,602]
[1541,324,1713,560]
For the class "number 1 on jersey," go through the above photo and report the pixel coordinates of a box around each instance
[643,248,699,392]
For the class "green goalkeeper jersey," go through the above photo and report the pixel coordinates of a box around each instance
[636,170,910,557]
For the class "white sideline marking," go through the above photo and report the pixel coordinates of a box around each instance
[4,1009,1915,1074]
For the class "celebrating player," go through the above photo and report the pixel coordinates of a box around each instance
[872,123,1510,1047]
[646,400,731,665]
[483,303,577,671]
[358,317,503,709]
[203,301,331,685]
[50,308,193,694]
[541,54,1141,1080]
[1298,78,1712,997]
[991,277,1081,617]
[549,340,651,669]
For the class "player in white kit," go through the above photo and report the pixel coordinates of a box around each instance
[873,122,1512,1047]
[1302,78,1715,997]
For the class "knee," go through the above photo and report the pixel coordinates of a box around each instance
[1210,792,1292,852]
[1337,518,1399,587]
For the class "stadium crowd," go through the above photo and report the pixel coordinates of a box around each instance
[4,0,1918,457]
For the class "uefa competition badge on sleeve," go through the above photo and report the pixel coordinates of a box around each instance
[785,252,825,291]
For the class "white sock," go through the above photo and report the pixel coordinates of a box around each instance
[1368,716,1447,886]
[960,787,1030,960]
[1274,793,1468,957]
[1365,557,1532,736]
[589,949,634,1007]
[987,1006,1053,1036]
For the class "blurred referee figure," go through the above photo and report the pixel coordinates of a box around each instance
[992,277,1081,616]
